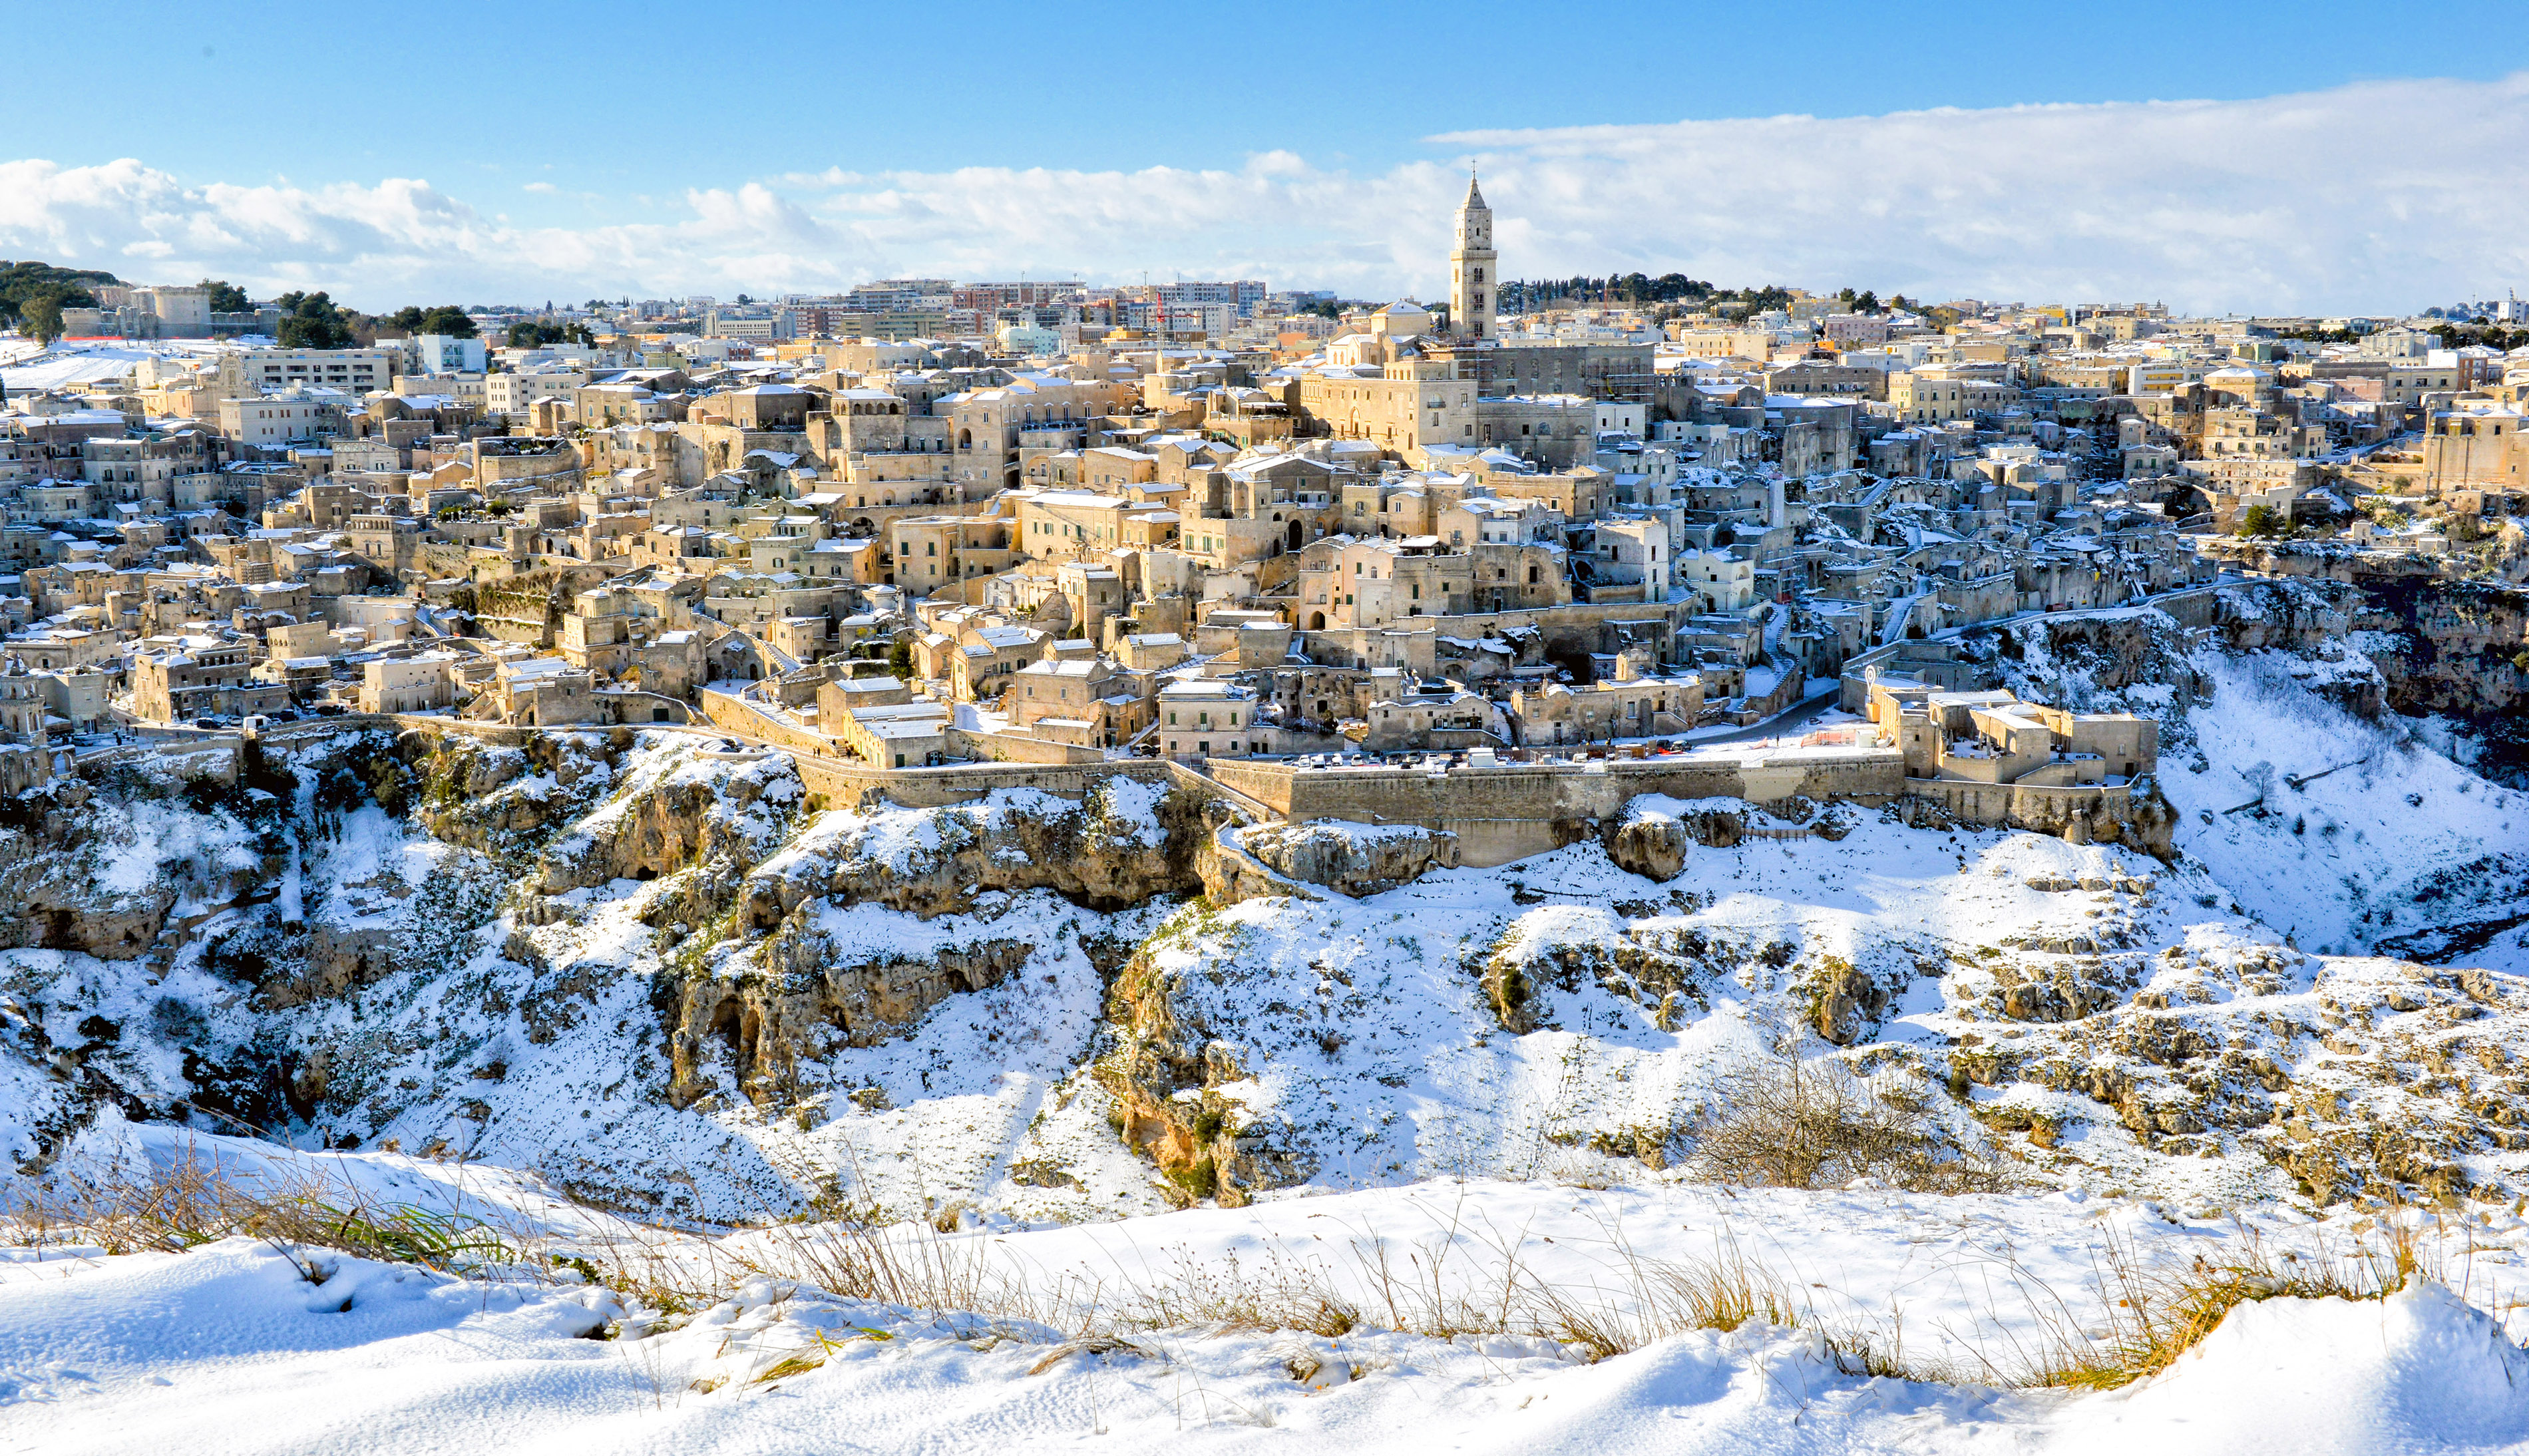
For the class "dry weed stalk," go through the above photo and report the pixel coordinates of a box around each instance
[3,1139,546,1280]
[2029,1212,2440,1389]
[15,1134,2510,1400]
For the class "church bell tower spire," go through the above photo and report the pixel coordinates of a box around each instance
[1450,172,1497,341]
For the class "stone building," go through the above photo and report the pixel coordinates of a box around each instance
[128,636,288,723]
[1867,681,2156,785]
[0,656,52,792]
[1157,679,1261,759]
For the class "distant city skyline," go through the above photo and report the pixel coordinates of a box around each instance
[3,3,2527,313]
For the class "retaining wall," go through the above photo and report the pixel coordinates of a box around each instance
[695,689,837,759]
[1209,746,1905,866]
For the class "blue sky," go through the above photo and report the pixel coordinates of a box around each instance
[5,2,2528,311]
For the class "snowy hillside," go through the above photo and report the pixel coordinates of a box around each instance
[5,596,2529,1450]
[1964,586,2529,975]
[3,675,2526,1224]
[2163,649,2529,971]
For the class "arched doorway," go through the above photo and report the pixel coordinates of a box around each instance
[1307,611,1325,630]
[1286,519,1302,551]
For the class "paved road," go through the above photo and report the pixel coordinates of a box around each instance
[1690,688,1846,745]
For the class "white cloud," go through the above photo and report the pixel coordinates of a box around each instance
[3,75,2526,311]
[521,181,556,194]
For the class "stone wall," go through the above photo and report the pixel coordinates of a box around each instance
[950,729,1106,765]
[1298,600,1692,673]
[695,688,839,759]
[1902,775,2176,857]
[1209,747,1905,866]
[785,755,1263,824]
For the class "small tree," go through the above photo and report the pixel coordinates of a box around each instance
[19,292,65,344]
[506,318,594,349]
[275,290,355,349]
[200,279,250,313]
[2237,502,2284,538]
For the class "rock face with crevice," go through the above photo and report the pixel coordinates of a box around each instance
[1096,923,1314,1209]
[666,936,1038,1109]
[732,781,1211,925]
[1236,821,1459,897]
[635,779,1246,1110]
[1601,797,1748,882]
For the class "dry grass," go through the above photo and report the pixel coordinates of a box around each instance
[628,1188,1852,1366]
[1691,1057,2018,1195]
[2,1140,536,1279]
[7,1140,2504,1398]
[2029,1216,2431,1389]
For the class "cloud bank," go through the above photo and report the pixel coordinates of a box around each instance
[4,74,2526,314]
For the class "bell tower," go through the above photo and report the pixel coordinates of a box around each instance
[0,655,50,789]
[1449,174,1497,341]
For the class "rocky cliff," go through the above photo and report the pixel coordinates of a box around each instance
[0,691,2522,1226]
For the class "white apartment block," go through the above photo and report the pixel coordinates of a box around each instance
[486,369,590,413]
[412,335,488,373]
[239,349,397,393]
[217,392,343,448]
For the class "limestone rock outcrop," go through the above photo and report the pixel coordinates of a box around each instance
[666,934,1037,1109]
[737,782,1207,925]
[1602,795,1745,882]
[1096,934,1313,1208]
[1235,820,1459,897]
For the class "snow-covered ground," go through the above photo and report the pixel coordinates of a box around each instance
[8,1132,2528,1454]
[9,706,2526,1224]
[2160,650,2529,970]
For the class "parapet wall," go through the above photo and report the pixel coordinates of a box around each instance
[78,712,2166,870]
[1209,747,1906,866]
[695,689,836,758]
[786,754,1260,822]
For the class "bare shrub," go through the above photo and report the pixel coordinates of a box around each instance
[1690,1057,2017,1194]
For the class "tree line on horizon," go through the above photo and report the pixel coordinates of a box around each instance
[0,258,564,351]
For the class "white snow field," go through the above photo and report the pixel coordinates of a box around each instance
[5,1130,2528,1455]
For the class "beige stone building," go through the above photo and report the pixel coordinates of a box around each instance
[2421,402,2529,492]
[1157,679,1261,759]
[1867,682,2156,785]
